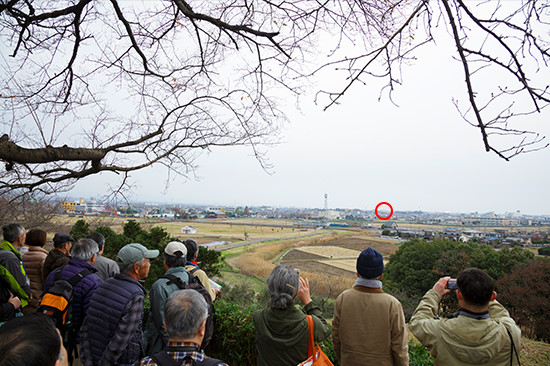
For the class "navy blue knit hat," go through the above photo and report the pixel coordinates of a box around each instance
[356,247,384,279]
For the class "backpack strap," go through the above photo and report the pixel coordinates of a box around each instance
[150,350,181,366]
[162,274,187,289]
[187,267,204,287]
[53,267,63,282]
[67,268,94,287]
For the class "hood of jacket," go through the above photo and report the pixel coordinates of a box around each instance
[255,305,307,345]
[439,316,509,363]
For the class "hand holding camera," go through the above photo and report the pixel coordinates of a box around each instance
[446,278,458,290]
[432,276,453,296]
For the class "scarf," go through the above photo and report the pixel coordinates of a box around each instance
[354,277,383,289]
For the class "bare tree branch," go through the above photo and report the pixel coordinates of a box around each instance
[1,0,549,197]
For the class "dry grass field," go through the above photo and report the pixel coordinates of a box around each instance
[162,221,315,242]
[224,231,400,298]
[291,245,360,259]
[280,245,391,274]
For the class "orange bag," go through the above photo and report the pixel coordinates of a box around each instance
[297,315,334,366]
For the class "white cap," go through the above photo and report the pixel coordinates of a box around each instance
[164,241,188,258]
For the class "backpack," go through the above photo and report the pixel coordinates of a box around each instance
[163,268,215,350]
[38,267,93,328]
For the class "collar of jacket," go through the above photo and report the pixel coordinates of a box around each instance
[457,308,490,320]
[114,273,146,294]
[354,285,384,293]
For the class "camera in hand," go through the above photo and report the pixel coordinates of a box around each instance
[447,278,458,290]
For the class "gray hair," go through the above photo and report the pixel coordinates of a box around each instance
[164,290,208,339]
[86,232,105,251]
[70,238,99,262]
[267,264,299,310]
[2,223,25,244]
[119,258,144,275]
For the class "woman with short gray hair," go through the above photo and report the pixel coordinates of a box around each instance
[253,264,330,366]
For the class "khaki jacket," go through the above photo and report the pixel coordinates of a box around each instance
[409,289,521,366]
[332,286,409,366]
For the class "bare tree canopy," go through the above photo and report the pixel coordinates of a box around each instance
[1,0,549,196]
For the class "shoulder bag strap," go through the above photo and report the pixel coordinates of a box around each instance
[505,327,521,366]
[306,315,315,360]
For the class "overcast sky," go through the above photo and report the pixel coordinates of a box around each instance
[70,8,550,216]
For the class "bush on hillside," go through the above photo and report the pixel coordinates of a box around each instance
[385,239,535,299]
[69,219,90,240]
[197,246,223,277]
[538,247,550,256]
[497,257,550,342]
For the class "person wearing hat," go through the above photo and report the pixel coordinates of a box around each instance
[79,243,159,366]
[43,232,74,281]
[143,241,189,355]
[332,247,409,366]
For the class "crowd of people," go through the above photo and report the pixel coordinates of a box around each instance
[0,221,522,366]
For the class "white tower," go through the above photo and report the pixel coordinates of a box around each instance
[324,193,328,210]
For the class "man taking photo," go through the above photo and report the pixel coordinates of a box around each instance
[409,268,521,365]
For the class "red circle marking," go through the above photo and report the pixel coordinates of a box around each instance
[375,202,393,220]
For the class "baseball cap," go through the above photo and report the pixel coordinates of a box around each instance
[164,241,188,258]
[117,243,159,267]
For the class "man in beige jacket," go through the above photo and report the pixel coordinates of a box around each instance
[332,247,409,366]
[409,268,521,365]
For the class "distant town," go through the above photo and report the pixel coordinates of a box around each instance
[60,198,550,248]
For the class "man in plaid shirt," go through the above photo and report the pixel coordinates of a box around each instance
[139,289,227,366]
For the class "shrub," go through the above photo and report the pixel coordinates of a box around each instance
[70,219,90,240]
[385,239,535,299]
[408,341,434,366]
[209,299,260,366]
[538,247,550,256]
[198,246,223,277]
[497,257,550,342]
